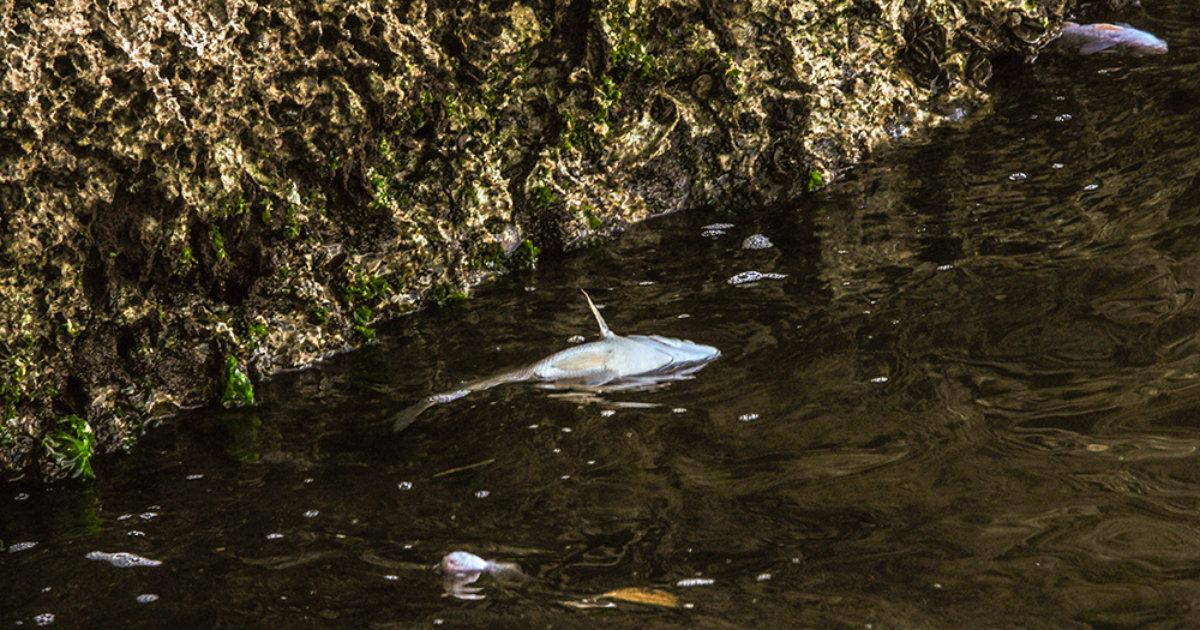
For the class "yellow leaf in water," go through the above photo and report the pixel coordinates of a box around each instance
[599,587,681,609]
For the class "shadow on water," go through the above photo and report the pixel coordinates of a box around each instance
[8,6,1200,628]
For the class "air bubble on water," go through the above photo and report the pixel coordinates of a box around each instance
[33,613,54,626]
[741,234,774,250]
[304,509,319,518]
[567,335,585,343]
[398,481,413,491]
[1008,172,1027,181]
[738,413,759,422]
[9,541,38,552]
[185,474,204,481]
[384,574,399,581]
[677,313,691,318]
[15,492,29,501]
[266,533,284,540]
[139,512,158,520]
[638,280,655,286]
[304,478,314,484]
[936,264,953,271]
[127,530,145,537]
[600,410,615,417]
[1054,114,1072,122]
[561,427,572,433]
[1083,183,1099,191]
[676,577,715,587]
[672,408,687,413]
[474,490,490,499]
[1051,163,1065,169]
[870,376,889,384]
[117,514,132,521]
[136,594,159,603]
[757,573,772,582]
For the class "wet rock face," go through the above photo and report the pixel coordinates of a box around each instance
[0,0,1101,476]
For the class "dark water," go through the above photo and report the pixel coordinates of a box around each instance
[7,8,1200,629]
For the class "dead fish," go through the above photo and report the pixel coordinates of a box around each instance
[440,551,526,600]
[393,290,720,432]
[1056,21,1168,55]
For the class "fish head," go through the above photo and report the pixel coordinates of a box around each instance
[637,335,721,364]
[441,551,489,575]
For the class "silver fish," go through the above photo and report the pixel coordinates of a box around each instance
[440,551,526,600]
[1056,21,1168,55]
[393,290,720,432]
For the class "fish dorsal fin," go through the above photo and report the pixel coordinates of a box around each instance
[581,289,614,338]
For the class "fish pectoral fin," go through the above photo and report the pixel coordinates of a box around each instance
[1079,41,1115,54]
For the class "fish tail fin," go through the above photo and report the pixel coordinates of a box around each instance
[393,399,436,432]
[581,289,614,338]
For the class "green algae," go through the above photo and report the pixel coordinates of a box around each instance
[220,355,255,409]
[41,415,95,479]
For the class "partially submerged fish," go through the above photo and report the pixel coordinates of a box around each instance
[393,290,720,432]
[1055,21,1168,55]
[440,551,525,600]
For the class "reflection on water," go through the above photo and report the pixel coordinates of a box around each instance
[6,6,1200,628]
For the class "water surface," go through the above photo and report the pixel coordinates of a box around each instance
[6,6,1200,627]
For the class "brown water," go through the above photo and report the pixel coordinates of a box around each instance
[6,7,1200,628]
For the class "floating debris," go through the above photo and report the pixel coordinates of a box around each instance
[85,551,162,568]
[676,577,715,587]
[33,613,54,626]
[136,594,159,604]
[1008,172,1027,182]
[701,222,735,238]
[727,271,788,286]
[432,458,496,478]
[599,587,681,609]
[8,541,38,552]
[741,234,774,250]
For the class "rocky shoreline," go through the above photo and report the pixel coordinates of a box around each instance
[0,0,1108,477]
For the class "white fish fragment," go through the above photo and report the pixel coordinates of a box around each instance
[727,271,788,286]
[440,551,526,600]
[741,234,774,250]
[85,551,162,567]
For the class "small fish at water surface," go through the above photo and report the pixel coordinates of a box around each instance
[393,290,720,432]
[440,551,526,600]
[1055,21,1168,55]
